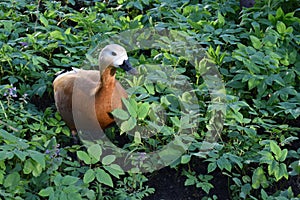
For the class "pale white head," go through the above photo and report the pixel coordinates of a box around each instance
[98,44,138,75]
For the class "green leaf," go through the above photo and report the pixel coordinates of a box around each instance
[4,172,20,188]
[39,187,54,197]
[145,83,155,94]
[241,184,251,198]
[0,129,29,149]
[134,1,143,10]
[122,98,137,118]
[217,157,232,172]
[250,35,262,49]
[276,21,286,34]
[103,164,124,178]
[32,162,43,177]
[102,155,116,165]
[170,116,181,128]
[184,178,195,186]
[268,160,278,176]
[270,141,281,160]
[50,30,65,40]
[111,109,129,120]
[274,163,288,181]
[248,77,261,90]
[198,182,213,194]
[95,168,113,187]
[83,169,95,184]
[87,144,102,163]
[207,162,217,173]
[289,161,300,175]
[217,12,225,26]
[120,117,137,133]
[137,102,150,120]
[276,8,284,19]
[181,155,191,164]
[23,159,34,174]
[13,149,28,161]
[61,175,79,185]
[77,151,91,165]
[134,131,142,145]
[39,15,49,27]
[28,150,46,168]
[252,167,268,189]
[278,149,288,162]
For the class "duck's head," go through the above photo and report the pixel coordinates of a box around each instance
[98,44,138,75]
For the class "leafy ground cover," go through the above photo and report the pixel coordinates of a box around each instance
[0,0,299,199]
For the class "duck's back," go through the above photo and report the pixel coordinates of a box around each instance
[53,69,100,131]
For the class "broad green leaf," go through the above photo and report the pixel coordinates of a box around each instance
[39,187,54,197]
[103,164,124,178]
[120,117,136,133]
[134,131,142,145]
[276,21,286,34]
[227,154,243,169]
[87,144,102,163]
[198,182,213,194]
[276,8,284,18]
[95,168,113,187]
[0,129,29,149]
[133,1,143,10]
[50,30,65,40]
[77,151,91,165]
[280,163,288,180]
[122,98,137,118]
[217,157,232,172]
[217,12,225,26]
[241,184,251,198]
[207,162,217,173]
[268,160,278,176]
[289,160,300,175]
[61,175,79,185]
[14,149,28,161]
[274,163,288,181]
[54,174,63,186]
[111,109,129,120]
[39,15,49,27]
[270,141,281,160]
[4,172,20,188]
[171,116,181,128]
[23,159,34,174]
[252,167,268,189]
[28,150,46,168]
[184,178,196,186]
[278,149,288,162]
[32,162,43,177]
[181,155,191,164]
[102,155,116,165]
[137,102,150,120]
[145,83,155,94]
[83,169,95,184]
[248,77,261,90]
[250,35,262,49]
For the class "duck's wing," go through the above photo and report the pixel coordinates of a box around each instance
[53,69,100,130]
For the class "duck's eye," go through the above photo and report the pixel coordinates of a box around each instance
[111,51,117,56]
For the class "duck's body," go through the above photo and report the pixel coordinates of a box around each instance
[53,44,137,134]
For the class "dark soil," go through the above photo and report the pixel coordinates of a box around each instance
[144,165,230,200]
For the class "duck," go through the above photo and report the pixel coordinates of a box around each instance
[53,44,138,138]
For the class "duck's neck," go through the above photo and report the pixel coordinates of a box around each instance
[100,66,116,89]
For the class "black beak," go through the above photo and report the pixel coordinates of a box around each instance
[119,60,138,75]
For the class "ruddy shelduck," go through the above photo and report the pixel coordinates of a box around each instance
[53,44,138,137]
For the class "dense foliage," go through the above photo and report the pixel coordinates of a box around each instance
[0,0,299,199]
